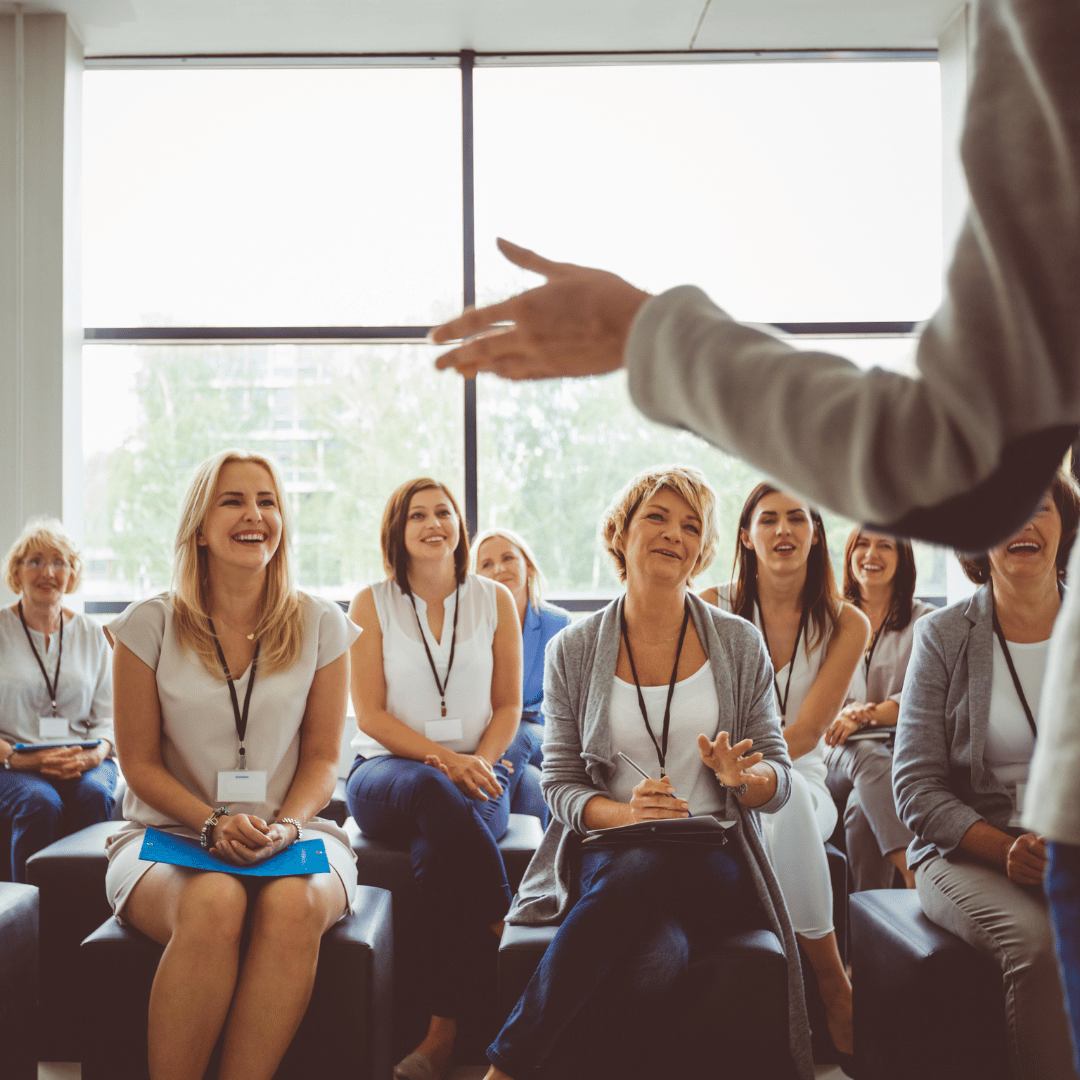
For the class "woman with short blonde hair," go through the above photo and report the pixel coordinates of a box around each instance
[0,517,116,882]
[104,448,359,1080]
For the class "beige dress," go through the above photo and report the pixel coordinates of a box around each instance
[103,592,358,916]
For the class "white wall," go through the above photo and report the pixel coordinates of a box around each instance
[0,12,83,603]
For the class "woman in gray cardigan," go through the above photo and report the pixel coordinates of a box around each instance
[893,467,1080,1080]
[482,466,812,1080]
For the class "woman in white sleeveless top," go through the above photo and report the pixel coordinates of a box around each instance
[345,478,525,1080]
[106,450,358,1080]
[702,483,869,1057]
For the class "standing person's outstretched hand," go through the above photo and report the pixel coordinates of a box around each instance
[430,238,651,380]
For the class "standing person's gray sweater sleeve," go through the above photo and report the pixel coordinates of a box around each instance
[625,0,1080,551]
[893,618,982,864]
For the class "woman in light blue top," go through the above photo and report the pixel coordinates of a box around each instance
[475,528,570,828]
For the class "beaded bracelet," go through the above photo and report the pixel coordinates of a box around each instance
[200,805,228,849]
[277,816,303,842]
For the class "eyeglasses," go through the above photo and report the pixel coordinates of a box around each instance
[23,556,70,572]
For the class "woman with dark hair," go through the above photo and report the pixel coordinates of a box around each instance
[823,529,935,890]
[894,466,1080,1080]
[702,482,869,1055]
[344,478,525,1080]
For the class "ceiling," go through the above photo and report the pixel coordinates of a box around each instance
[1,0,964,56]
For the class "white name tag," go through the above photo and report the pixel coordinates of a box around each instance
[1015,780,1027,815]
[217,770,268,803]
[39,716,70,740]
[425,717,464,743]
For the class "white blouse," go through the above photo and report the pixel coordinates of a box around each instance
[352,574,500,758]
[713,583,832,786]
[0,606,114,751]
[986,635,1048,825]
[608,661,725,816]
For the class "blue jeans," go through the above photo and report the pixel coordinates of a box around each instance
[518,717,545,769]
[1047,841,1080,1073]
[346,753,514,1018]
[488,840,758,1079]
[0,759,118,883]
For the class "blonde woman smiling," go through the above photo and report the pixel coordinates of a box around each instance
[105,450,358,1080]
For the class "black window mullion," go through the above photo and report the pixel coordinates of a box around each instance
[461,49,478,538]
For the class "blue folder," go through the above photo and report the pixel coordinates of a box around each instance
[138,827,331,877]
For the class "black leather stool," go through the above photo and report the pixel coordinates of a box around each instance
[26,818,124,1062]
[497,921,797,1078]
[0,882,38,1080]
[80,883,393,1080]
[851,889,1009,1080]
[346,812,544,1061]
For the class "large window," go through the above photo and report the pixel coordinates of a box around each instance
[83,55,946,605]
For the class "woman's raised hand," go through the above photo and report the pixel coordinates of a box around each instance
[629,776,690,822]
[211,813,276,865]
[698,732,767,790]
[424,752,503,802]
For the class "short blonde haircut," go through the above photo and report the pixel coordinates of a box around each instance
[3,517,83,595]
[600,465,719,585]
[172,449,304,678]
[472,527,548,609]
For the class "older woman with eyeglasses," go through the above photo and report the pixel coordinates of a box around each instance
[0,518,117,882]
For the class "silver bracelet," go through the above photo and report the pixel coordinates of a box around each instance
[716,774,748,798]
[277,817,303,842]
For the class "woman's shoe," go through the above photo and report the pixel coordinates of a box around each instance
[393,1050,435,1080]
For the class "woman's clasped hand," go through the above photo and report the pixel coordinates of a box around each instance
[209,813,298,864]
[423,750,504,801]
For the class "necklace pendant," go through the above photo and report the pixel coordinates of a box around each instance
[440,702,447,718]
[246,632,254,641]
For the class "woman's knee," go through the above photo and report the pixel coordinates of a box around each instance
[582,846,671,897]
[620,917,690,993]
[174,874,248,948]
[250,878,329,947]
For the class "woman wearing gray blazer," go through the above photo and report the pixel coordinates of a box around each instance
[893,469,1080,1080]
[482,466,812,1080]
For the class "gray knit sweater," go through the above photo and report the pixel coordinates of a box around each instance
[507,591,813,1080]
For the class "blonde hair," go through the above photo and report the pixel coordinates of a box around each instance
[172,449,304,678]
[600,465,719,585]
[2,517,83,594]
[472,527,548,609]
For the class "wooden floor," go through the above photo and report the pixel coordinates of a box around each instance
[41,1065,850,1079]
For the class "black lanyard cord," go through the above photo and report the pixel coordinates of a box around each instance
[757,601,809,722]
[990,600,1040,740]
[408,584,460,718]
[18,601,64,715]
[620,598,691,773]
[863,624,883,683]
[208,620,260,769]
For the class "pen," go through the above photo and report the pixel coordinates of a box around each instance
[616,751,688,812]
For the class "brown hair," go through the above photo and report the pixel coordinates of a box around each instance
[731,482,841,648]
[957,465,1080,585]
[600,465,719,585]
[843,528,917,632]
[380,478,469,594]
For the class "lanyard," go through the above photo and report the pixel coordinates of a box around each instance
[18,601,64,715]
[863,624,883,683]
[990,599,1039,739]
[619,598,691,773]
[208,620,260,769]
[757,601,809,722]
[408,585,459,718]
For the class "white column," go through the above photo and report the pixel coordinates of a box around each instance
[0,12,83,602]
[938,4,979,606]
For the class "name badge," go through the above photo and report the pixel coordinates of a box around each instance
[39,716,70,740]
[217,770,268,803]
[1015,780,1027,815]
[425,717,464,743]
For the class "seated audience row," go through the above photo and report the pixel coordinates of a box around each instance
[2,450,1074,1080]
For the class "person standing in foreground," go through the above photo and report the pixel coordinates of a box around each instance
[430,2,1080,1062]
[106,450,358,1080]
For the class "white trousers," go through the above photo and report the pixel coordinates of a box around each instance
[761,763,838,939]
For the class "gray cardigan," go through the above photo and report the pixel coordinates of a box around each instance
[893,584,1020,870]
[508,591,812,1080]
